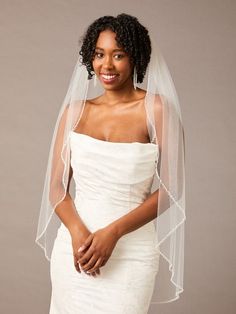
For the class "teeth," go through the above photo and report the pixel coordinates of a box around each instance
[102,74,116,80]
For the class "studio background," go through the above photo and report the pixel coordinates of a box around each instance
[0,0,235,313]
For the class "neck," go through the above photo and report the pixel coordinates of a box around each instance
[102,79,137,105]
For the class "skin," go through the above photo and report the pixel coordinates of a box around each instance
[56,29,162,277]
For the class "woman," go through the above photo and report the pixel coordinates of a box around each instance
[35,13,186,313]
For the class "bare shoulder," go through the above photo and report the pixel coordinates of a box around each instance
[154,94,164,109]
[58,104,70,125]
[137,88,163,108]
[86,95,104,106]
[135,87,147,100]
[151,94,164,121]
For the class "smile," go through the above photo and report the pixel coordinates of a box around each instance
[100,73,119,83]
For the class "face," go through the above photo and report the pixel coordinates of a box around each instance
[92,30,133,90]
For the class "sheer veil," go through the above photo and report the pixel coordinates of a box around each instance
[35,34,186,304]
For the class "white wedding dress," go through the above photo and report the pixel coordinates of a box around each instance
[49,131,160,314]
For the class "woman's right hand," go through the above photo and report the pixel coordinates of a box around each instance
[70,226,101,277]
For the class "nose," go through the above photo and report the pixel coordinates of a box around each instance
[103,55,114,70]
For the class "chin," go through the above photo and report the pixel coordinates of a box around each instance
[101,83,120,91]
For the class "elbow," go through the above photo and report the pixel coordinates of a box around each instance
[49,180,67,207]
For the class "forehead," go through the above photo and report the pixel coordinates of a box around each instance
[95,30,123,50]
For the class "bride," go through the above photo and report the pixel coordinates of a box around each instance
[35,13,186,314]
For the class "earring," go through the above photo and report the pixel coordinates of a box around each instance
[133,67,137,90]
[93,73,97,87]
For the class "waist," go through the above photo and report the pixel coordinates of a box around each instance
[74,194,142,221]
[57,195,158,244]
[74,190,150,208]
[73,177,153,206]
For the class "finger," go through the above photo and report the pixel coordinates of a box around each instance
[85,269,97,277]
[86,257,103,274]
[87,271,96,277]
[90,271,97,277]
[76,261,93,276]
[77,248,88,260]
[76,245,90,260]
[101,258,107,267]
[78,249,94,265]
[73,255,81,273]
[82,267,95,277]
[77,257,93,275]
[84,267,100,277]
[78,234,93,253]
[81,255,98,272]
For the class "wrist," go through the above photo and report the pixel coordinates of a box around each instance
[68,223,87,238]
[107,222,123,240]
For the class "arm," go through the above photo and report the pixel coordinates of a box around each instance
[49,105,98,275]
[108,190,159,239]
[49,105,89,237]
[54,164,100,275]
[107,95,163,239]
[54,165,89,237]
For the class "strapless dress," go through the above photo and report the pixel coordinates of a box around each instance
[49,131,160,314]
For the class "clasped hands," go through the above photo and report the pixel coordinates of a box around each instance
[72,225,119,277]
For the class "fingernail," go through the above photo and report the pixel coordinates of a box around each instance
[78,245,85,252]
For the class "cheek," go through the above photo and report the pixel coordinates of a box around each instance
[92,60,100,72]
[119,62,132,76]
[123,64,132,77]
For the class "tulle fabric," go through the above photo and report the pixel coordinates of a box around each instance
[35,37,186,304]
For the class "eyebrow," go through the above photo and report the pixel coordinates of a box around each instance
[95,47,125,52]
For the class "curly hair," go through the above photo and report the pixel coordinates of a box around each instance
[78,13,152,83]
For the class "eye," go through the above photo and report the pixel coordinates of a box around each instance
[94,52,104,59]
[114,53,125,60]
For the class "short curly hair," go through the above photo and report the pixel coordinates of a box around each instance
[78,13,152,83]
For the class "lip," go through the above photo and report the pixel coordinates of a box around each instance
[100,73,118,75]
[100,73,119,84]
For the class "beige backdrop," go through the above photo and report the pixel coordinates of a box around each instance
[0,0,235,313]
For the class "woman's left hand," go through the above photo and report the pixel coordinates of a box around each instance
[77,225,119,274]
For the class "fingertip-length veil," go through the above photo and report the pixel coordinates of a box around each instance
[35,34,186,304]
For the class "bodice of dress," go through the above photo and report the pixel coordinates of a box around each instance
[52,131,161,314]
[69,131,159,210]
